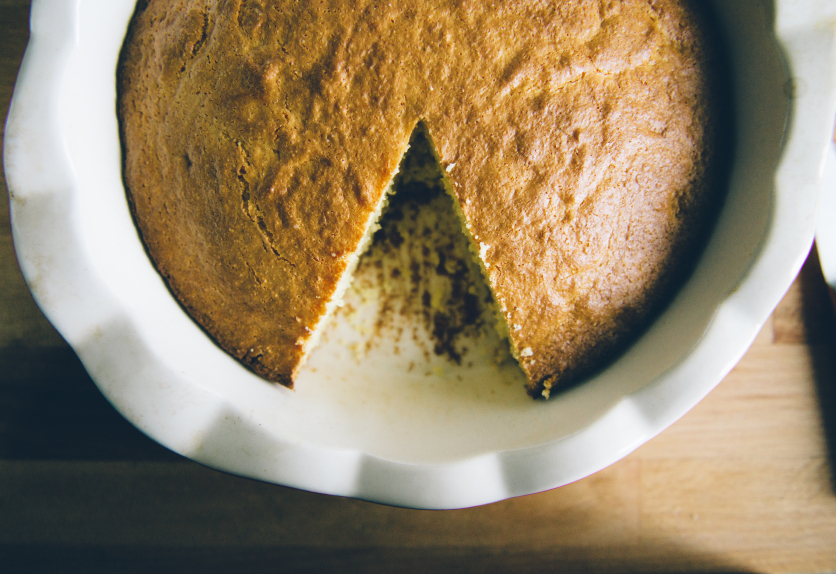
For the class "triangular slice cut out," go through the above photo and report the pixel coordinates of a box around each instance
[301,123,521,386]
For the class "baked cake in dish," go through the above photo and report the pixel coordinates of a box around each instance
[118,0,727,398]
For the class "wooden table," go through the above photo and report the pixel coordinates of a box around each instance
[2,2,836,572]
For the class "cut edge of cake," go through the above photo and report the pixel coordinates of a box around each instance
[293,143,409,377]
[414,123,523,385]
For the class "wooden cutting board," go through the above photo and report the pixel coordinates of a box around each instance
[2,2,835,572]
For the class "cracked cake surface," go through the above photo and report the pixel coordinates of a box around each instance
[118,0,727,396]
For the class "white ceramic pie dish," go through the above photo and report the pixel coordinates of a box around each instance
[817,137,836,295]
[5,0,836,509]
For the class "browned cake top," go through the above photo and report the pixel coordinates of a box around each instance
[119,0,723,394]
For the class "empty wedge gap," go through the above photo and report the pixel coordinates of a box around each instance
[307,122,520,377]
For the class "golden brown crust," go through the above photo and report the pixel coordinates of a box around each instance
[118,0,725,394]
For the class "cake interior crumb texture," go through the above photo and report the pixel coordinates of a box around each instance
[118,0,730,397]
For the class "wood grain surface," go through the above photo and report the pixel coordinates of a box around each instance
[2,2,836,572]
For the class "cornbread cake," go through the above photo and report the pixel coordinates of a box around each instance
[118,0,727,398]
